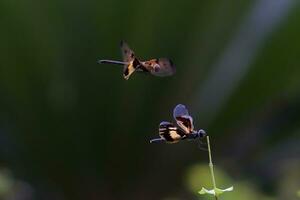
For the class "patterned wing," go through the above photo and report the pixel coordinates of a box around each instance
[120,41,135,63]
[120,41,140,80]
[159,121,185,143]
[142,58,176,77]
[173,104,194,134]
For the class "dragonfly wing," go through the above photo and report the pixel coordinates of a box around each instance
[120,41,135,63]
[173,104,195,134]
[159,121,185,143]
[123,58,141,80]
[120,41,140,79]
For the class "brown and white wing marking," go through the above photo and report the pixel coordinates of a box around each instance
[173,104,195,134]
[159,121,185,143]
[120,41,140,80]
[142,58,175,77]
[120,41,135,63]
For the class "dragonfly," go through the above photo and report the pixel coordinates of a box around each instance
[150,104,206,144]
[98,41,176,80]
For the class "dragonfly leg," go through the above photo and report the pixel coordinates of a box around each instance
[197,139,208,151]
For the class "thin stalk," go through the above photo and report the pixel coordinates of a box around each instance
[207,136,218,200]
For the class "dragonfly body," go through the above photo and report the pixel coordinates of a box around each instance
[150,104,206,144]
[98,41,176,80]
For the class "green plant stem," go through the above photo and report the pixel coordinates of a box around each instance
[207,136,218,200]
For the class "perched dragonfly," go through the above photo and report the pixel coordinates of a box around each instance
[98,41,176,80]
[150,104,206,144]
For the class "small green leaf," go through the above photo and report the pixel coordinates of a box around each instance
[199,187,215,195]
[198,186,233,197]
[215,186,234,195]
[297,190,300,198]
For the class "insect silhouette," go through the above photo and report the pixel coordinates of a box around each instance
[98,41,176,80]
[150,104,206,144]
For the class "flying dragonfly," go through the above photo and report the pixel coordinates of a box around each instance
[150,104,206,144]
[98,41,176,80]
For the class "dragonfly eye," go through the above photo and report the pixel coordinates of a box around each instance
[197,129,206,138]
[154,64,160,72]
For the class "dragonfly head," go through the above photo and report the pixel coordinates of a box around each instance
[197,129,207,138]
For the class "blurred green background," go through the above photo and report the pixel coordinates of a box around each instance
[0,0,300,199]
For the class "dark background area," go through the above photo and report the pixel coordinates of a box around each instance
[0,0,300,199]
